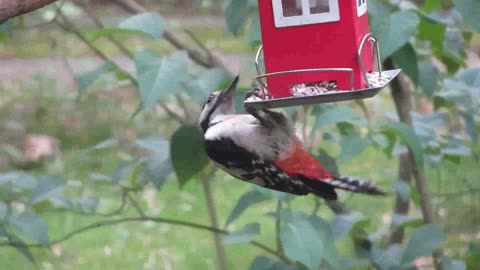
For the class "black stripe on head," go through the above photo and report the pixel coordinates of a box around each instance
[200,76,239,133]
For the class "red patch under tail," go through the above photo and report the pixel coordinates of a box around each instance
[274,142,332,180]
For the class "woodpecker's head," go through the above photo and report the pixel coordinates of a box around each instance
[199,75,239,133]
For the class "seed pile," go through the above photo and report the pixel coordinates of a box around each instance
[290,80,338,97]
[245,73,391,101]
[366,72,390,88]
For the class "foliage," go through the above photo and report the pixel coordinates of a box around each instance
[0,0,479,269]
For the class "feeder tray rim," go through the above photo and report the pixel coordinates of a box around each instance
[245,69,402,110]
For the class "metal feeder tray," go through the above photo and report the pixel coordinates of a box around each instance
[244,34,401,110]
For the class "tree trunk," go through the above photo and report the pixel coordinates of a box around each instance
[385,59,443,270]
[388,153,412,244]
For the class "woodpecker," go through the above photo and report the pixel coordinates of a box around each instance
[199,76,385,200]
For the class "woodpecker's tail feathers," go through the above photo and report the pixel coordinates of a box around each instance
[328,176,386,196]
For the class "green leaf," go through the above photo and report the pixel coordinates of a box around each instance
[460,111,478,143]
[315,149,339,175]
[459,67,480,87]
[401,224,446,264]
[0,20,12,41]
[76,62,114,100]
[94,12,164,41]
[280,210,336,270]
[111,161,129,185]
[187,68,230,103]
[28,176,66,207]
[371,245,404,270]
[95,14,163,40]
[421,0,441,12]
[0,201,7,221]
[225,189,270,227]
[466,243,480,270]
[225,0,249,35]
[384,122,425,168]
[391,214,417,227]
[330,213,366,240]
[452,0,480,32]
[392,180,411,202]
[249,256,295,270]
[315,106,357,129]
[339,135,370,162]
[11,212,49,245]
[417,13,446,51]
[170,126,209,187]
[86,138,118,151]
[1,228,36,264]
[76,196,98,212]
[442,257,466,270]
[418,60,439,96]
[135,50,189,109]
[392,44,419,85]
[249,11,261,44]
[223,223,260,245]
[0,171,37,191]
[371,9,419,60]
[137,136,172,190]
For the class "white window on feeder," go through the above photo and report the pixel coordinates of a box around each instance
[356,0,367,17]
[273,0,339,28]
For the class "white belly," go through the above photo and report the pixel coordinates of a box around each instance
[204,115,293,160]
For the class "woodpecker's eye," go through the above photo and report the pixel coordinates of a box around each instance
[207,94,215,103]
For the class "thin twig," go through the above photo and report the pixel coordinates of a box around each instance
[275,200,284,257]
[76,0,134,59]
[0,216,289,264]
[50,189,128,217]
[174,93,191,124]
[310,197,322,216]
[157,102,187,124]
[126,192,146,217]
[184,29,214,66]
[201,167,228,270]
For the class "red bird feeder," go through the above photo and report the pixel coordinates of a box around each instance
[244,0,401,109]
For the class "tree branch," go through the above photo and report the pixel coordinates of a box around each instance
[0,0,60,23]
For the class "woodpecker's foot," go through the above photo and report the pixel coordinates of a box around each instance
[245,87,272,102]
[245,106,276,129]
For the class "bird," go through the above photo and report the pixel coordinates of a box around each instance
[198,75,385,200]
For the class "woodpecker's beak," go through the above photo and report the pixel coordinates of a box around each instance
[219,75,239,101]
